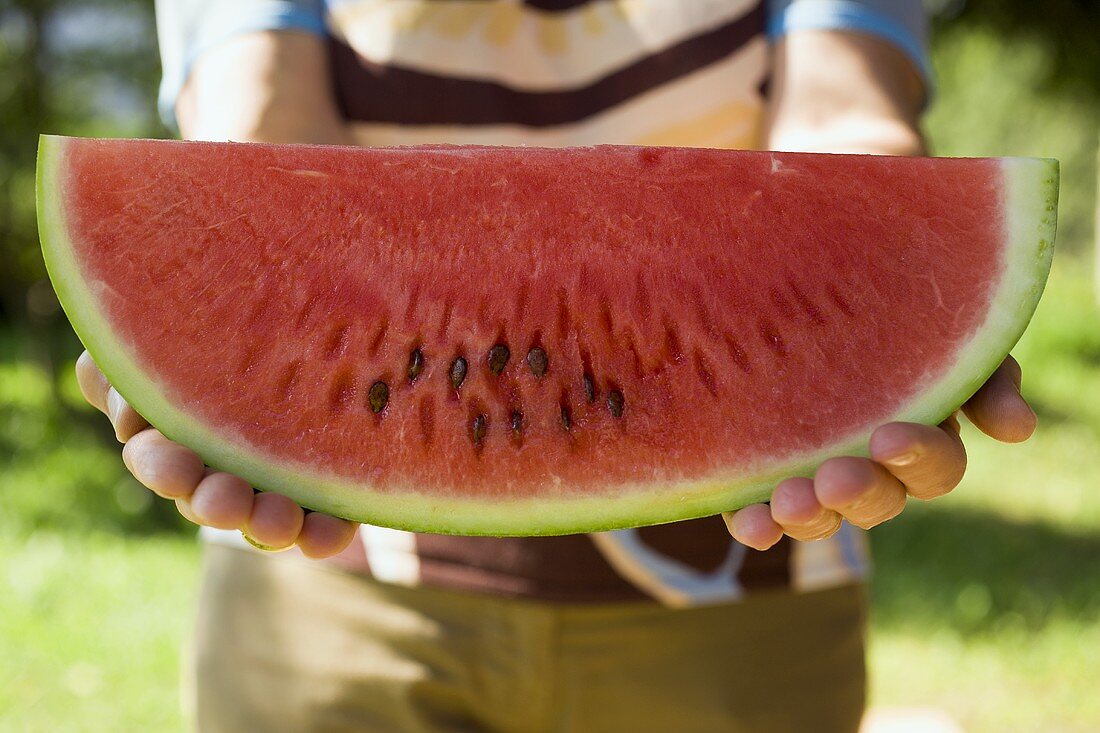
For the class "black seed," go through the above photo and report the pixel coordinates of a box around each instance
[488,344,510,376]
[511,409,523,436]
[561,404,572,431]
[407,348,424,382]
[526,347,548,377]
[450,357,468,389]
[608,390,625,418]
[472,413,488,444]
[583,373,596,402]
[368,381,390,414]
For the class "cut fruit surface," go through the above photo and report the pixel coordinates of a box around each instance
[37,136,1057,535]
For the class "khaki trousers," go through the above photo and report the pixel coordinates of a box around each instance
[186,544,866,733]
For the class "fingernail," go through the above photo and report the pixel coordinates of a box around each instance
[106,388,123,425]
[884,451,919,467]
[240,532,283,552]
[125,449,153,486]
[721,512,736,536]
[175,498,200,526]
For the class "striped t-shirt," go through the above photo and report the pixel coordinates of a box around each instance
[156,0,928,606]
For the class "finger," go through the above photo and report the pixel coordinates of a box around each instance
[1000,354,1023,389]
[943,410,961,435]
[296,513,359,559]
[962,357,1036,443]
[175,496,202,526]
[870,421,967,501]
[770,477,843,541]
[188,472,255,530]
[814,457,907,530]
[243,493,305,551]
[121,428,206,500]
[76,351,110,413]
[723,504,783,551]
[105,387,150,442]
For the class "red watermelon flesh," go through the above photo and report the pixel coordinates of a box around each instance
[38,137,1057,535]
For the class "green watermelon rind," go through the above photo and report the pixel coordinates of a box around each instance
[37,135,1058,536]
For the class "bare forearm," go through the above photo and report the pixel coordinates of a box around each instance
[764,30,927,156]
[176,31,352,146]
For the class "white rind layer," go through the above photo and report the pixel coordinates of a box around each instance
[37,136,1058,536]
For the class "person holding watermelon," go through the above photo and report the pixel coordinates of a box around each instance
[77,0,1038,730]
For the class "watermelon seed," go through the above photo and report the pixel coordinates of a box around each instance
[527,347,548,377]
[472,413,488,444]
[450,357,468,389]
[608,390,625,418]
[488,344,510,376]
[560,404,572,431]
[368,381,390,414]
[407,348,425,382]
[583,374,596,402]
[511,409,523,436]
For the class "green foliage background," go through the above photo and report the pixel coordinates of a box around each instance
[1,0,1098,730]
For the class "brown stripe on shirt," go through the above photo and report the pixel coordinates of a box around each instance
[738,536,793,590]
[636,516,741,573]
[414,533,651,602]
[427,0,624,13]
[521,0,599,11]
[327,1,766,126]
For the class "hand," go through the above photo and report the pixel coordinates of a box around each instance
[76,351,359,558]
[723,357,1036,550]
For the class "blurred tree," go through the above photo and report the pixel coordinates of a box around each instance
[926,0,1100,262]
[933,0,1100,97]
[1,0,164,329]
[0,0,184,533]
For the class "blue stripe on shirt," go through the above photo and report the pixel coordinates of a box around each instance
[767,0,932,94]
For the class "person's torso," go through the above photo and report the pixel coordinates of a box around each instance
[208,0,869,605]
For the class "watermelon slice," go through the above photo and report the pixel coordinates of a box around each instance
[37,136,1057,536]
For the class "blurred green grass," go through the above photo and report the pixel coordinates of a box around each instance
[861,10,1100,729]
[867,261,1100,733]
[0,533,197,732]
[3,4,1100,733]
